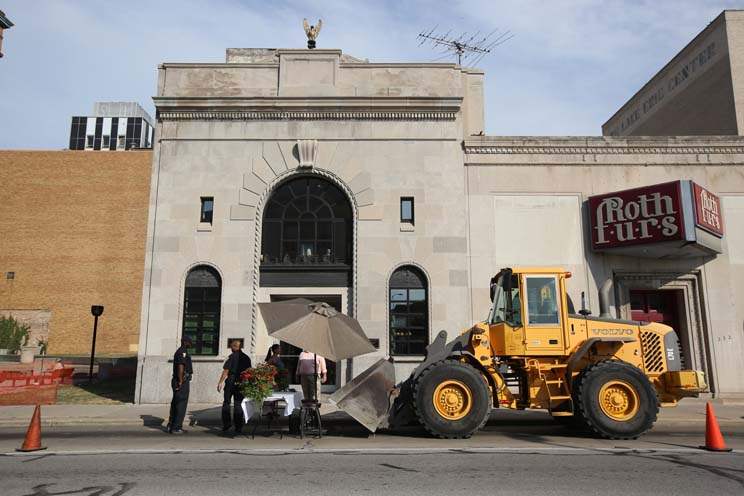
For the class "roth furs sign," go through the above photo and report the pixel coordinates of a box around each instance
[692,182,724,237]
[589,181,724,257]
[590,181,684,248]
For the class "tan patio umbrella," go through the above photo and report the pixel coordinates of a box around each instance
[258,301,375,362]
[258,300,375,401]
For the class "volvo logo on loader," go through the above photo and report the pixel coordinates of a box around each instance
[591,328,634,336]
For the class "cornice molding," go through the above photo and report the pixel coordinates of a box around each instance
[159,109,457,121]
[464,143,744,155]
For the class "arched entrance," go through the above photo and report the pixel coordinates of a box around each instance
[258,175,354,390]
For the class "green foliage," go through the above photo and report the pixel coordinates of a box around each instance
[0,316,30,353]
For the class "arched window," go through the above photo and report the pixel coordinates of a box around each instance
[389,266,429,356]
[261,176,352,265]
[182,265,221,355]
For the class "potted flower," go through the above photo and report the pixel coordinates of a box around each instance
[238,363,277,406]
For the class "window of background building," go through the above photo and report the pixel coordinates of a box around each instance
[400,197,414,224]
[86,135,94,148]
[126,117,142,149]
[200,197,214,224]
[118,135,126,149]
[69,117,87,150]
[389,265,428,355]
[182,266,221,355]
[102,136,110,148]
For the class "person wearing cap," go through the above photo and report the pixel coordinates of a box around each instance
[167,336,194,434]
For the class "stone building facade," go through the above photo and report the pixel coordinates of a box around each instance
[0,151,152,355]
[136,47,744,403]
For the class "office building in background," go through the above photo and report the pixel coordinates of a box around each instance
[603,10,744,136]
[69,102,154,151]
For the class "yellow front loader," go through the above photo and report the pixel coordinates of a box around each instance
[330,267,706,439]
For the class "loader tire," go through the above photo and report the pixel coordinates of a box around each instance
[413,360,491,439]
[576,361,658,440]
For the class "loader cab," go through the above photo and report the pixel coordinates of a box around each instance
[488,267,570,356]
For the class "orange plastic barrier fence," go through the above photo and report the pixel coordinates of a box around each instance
[0,384,58,406]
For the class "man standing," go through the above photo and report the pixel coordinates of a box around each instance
[217,339,252,434]
[296,350,327,402]
[168,336,193,434]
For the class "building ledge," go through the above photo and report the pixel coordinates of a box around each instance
[464,135,744,156]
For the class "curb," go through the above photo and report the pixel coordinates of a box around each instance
[0,419,146,427]
[0,418,741,428]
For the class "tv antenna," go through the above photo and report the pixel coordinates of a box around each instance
[417,27,513,66]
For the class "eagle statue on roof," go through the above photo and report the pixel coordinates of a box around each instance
[303,18,322,49]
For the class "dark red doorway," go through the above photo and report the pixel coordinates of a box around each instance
[630,289,686,365]
[629,290,680,328]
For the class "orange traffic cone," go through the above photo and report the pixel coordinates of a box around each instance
[701,401,732,452]
[17,404,46,452]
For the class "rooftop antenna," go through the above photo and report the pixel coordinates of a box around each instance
[417,26,513,66]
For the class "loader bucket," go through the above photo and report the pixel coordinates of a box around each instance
[328,358,397,433]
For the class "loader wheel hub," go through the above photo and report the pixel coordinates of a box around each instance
[433,380,473,420]
[598,380,639,421]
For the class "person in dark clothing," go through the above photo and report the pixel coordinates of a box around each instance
[168,336,193,434]
[265,344,285,370]
[217,339,252,433]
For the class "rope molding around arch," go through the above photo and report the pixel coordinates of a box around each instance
[247,168,360,352]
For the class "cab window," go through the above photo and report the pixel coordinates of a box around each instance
[525,275,560,325]
[489,274,522,327]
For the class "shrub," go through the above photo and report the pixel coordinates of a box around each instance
[0,316,30,353]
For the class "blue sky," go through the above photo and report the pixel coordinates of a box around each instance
[0,0,740,148]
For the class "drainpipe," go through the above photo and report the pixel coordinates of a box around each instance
[598,278,614,319]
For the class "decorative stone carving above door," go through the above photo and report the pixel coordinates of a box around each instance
[229,141,380,222]
[297,139,318,168]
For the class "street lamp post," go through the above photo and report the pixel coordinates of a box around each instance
[89,305,104,383]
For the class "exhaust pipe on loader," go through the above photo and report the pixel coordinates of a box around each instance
[598,278,613,319]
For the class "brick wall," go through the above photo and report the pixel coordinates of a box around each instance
[0,151,152,355]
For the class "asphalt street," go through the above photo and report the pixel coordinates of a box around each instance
[0,408,742,452]
[1,411,742,495]
[1,448,743,496]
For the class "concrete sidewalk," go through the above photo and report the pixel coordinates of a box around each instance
[0,398,741,428]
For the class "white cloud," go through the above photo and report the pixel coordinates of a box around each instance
[0,0,740,147]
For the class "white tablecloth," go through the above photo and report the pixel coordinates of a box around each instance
[241,390,303,420]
